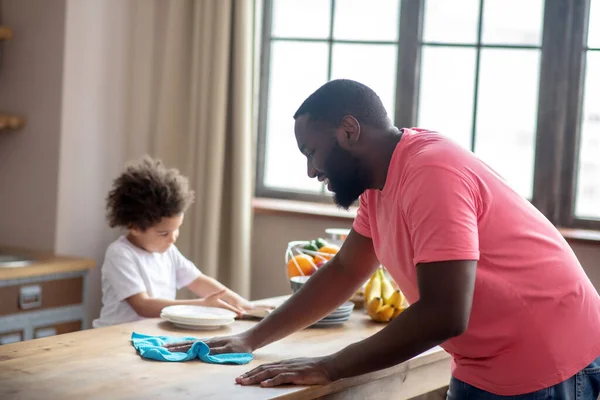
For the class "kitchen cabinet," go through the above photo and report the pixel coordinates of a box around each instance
[0,247,95,343]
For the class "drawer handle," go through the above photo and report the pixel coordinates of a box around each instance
[19,285,42,310]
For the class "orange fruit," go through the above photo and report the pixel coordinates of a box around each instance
[287,254,316,278]
[315,245,339,262]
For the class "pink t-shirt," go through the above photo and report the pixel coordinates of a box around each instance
[353,128,600,395]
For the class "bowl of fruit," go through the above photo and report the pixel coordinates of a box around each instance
[285,237,340,286]
[286,238,367,307]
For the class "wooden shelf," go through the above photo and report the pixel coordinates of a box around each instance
[0,26,13,41]
[0,114,26,131]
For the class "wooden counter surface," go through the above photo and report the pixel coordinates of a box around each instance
[0,246,95,280]
[0,296,451,400]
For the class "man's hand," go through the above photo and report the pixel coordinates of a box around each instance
[163,332,254,354]
[235,356,334,387]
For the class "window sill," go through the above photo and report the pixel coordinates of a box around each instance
[252,198,600,245]
[252,197,357,220]
[557,228,600,245]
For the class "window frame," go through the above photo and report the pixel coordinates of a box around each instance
[255,0,600,230]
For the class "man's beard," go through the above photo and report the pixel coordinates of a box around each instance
[325,143,367,210]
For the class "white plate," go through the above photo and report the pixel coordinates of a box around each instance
[320,314,351,323]
[160,305,236,325]
[160,313,234,329]
[159,312,234,326]
[311,319,348,327]
[169,319,234,330]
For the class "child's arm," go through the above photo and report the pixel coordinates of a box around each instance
[171,245,253,312]
[125,288,242,318]
[186,275,253,312]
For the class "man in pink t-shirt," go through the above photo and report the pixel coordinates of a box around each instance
[166,80,600,398]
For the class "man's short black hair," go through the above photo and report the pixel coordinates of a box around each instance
[293,79,390,129]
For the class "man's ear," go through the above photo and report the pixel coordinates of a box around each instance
[336,115,360,150]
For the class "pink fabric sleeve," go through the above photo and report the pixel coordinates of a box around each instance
[401,165,481,265]
[353,193,372,238]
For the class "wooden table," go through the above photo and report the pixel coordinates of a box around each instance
[0,297,451,400]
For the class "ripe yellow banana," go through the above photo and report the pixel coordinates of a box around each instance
[367,297,383,318]
[387,290,401,308]
[363,278,373,299]
[391,306,403,319]
[365,269,382,303]
[373,304,395,322]
[381,273,395,305]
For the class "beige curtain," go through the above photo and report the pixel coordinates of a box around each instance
[124,0,255,297]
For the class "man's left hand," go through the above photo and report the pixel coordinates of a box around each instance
[236,356,335,387]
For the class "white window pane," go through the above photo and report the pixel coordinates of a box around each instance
[417,46,477,150]
[333,0,400,41]
[423,0,480,44]
[575,52,600,219]
[330,44,398,121]
[589,0,600,48]
[474,49,541,200]
[271,0,331,39]
[264,42,328,193]
[482,0,544,46]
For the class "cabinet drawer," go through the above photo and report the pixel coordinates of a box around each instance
[0,330,24,345]
[0,277,83,316]
[34,320,82,339]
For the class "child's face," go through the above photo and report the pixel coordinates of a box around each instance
[129,214,184,253]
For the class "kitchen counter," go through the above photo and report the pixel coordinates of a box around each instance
[0,247,96,343]
[0,246,95,281]
[0,296,451,400]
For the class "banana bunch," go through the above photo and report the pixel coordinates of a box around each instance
[364,267,406,323]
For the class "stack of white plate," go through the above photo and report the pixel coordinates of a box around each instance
[311,301,354,327]
[160,305,236,330]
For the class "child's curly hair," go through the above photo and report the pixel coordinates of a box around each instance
[106,156,195,230]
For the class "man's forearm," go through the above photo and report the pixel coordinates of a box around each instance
[326,300,458,381]
[245,258,368,351]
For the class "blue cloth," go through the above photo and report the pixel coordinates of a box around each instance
[447,355,600,399]
[130,332,253,364]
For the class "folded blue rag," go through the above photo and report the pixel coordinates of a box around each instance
[130,332,253,364]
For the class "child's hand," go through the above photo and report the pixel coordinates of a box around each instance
[196,289,245,316]
[227,298,254,312]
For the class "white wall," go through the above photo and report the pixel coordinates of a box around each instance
[54,0,133,326]
[0,0,66,250]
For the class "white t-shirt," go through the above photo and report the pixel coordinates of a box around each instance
[92,235,202,328]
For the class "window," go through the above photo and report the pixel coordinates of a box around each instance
[255,0,600,229]
[575,0,600,220]
[418,0,544,199]
[256,0,401,201]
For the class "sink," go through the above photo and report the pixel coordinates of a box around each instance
[0,254,35,268]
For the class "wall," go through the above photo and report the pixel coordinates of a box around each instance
[0,0,66,250]
[251,213,352,299]
[54,0,132,326]
[569,242,600,290]
[250,214,600,299]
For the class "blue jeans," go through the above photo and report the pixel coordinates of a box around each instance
[447,356,600,399]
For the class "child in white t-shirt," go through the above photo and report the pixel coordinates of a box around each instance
[93,156,252,328]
